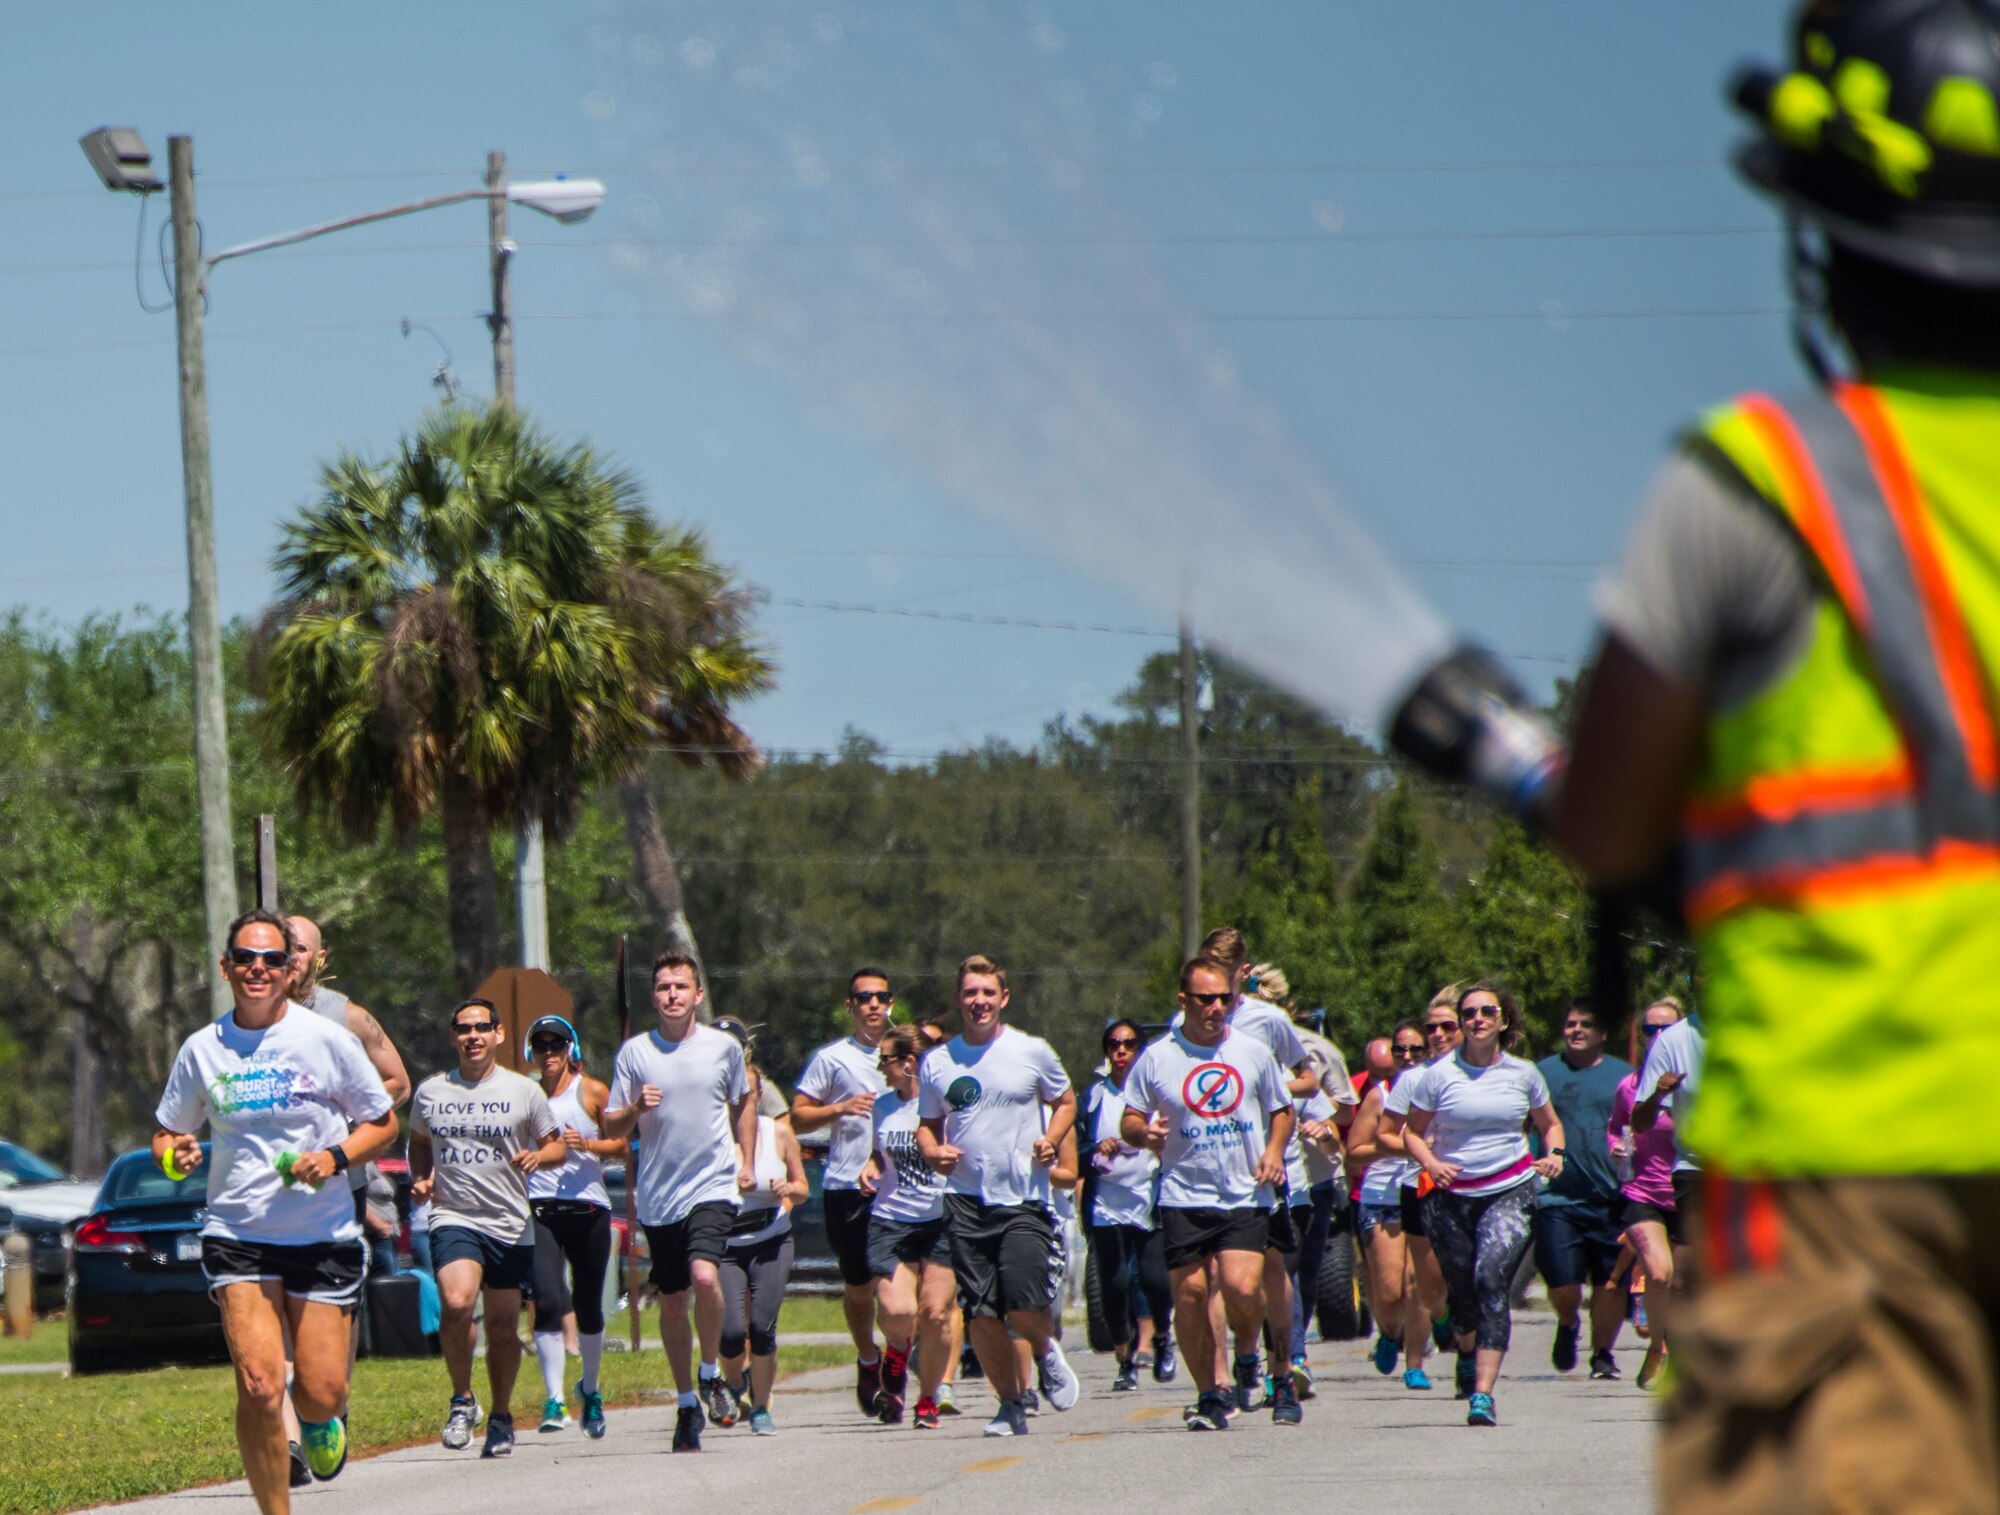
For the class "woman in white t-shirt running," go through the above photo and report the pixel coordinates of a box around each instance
[153,911,397,1515]
[1344,1019,1431,1388]
[1403,982,1565,1430]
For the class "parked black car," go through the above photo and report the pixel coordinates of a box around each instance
[67,1145,223,1375]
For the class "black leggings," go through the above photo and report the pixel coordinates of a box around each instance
[531,1201,612,1335]
[720,1232,794,1359]
[1087,1222,1172,1350]
[1422,1183,1537,1353]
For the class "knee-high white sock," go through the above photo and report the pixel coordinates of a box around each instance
[579,1331,605,1395]
[533,1332,567,1403]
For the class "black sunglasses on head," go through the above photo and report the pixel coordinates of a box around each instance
[228,948,289,969]
[454,1021,498,1036]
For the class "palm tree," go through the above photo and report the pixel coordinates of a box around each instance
[254,403,771,992]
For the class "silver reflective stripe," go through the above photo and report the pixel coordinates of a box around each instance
[1686,798,1930,888]
[1785,389,1990,843]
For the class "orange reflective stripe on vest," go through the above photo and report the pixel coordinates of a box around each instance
[1683,385,2000,927]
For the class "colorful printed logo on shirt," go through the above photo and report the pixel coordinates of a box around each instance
[1182,1063,1244,1119]
[945,1075,983,1113]
[209,1065,319,1115]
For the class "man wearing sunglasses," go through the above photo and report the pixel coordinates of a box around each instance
[791,968,896,1417]
[1123,956,1297,1432]
[408,998,567,1459]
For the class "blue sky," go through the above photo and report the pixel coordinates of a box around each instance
[6,2,1795,754]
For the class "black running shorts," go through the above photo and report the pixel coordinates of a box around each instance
[1160,1206,1270,1271]
[200,1235,367,1308]
[645,1200,736,1296]
[430,1225,537,1294]
[1622,1195,1685,1247]
[1398,1184,1428,1238]
[866,1214,953,1280]
[823,1186,877,1287]
[943,1195,1059,1319]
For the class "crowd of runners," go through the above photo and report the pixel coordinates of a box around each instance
[150,908,1701,1513]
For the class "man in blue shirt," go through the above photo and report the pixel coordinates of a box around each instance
[1534,1003,1632,1380]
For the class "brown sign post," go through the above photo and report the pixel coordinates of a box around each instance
[471,967,575,1074]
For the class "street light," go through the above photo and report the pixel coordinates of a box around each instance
[83,131,601,1001]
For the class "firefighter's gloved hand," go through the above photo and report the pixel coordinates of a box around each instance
[1388,646,1565,824]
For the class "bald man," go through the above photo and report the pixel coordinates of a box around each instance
[1359,1038,1395,1098]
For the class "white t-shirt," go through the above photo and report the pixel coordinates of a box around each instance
[870,1090,946,1224]
[1357,1083,1418,1203]
[1284,1090,1338,1196]
[608,1024,749,1226]
[917,1026,1070,1208]
[795,1035,888,1189]
[409,1067,559,1244]
[1408,1052,1551,1196]
[1085,1077,1158,1230]
[527,1077,613,1208]
[1169,995,1309,1073]
[155,1004,392,1247]
[1122,1028,1292,1210]
[1383,1058,1439,1191]
[1637,1017,1707,1173]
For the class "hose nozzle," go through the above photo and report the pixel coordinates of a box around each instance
[1387,645,1565,823]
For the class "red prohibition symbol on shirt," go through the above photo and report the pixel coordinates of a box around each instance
[1182,1063,1244,1119]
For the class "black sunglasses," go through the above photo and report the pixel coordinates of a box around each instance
[1642,1023,1669,1037]
[1460,1004,1501,1020]
[1390,1044,1423,1059]
[1183,991,1231,1007]
[228,948,289,970]
[1105,1037,1141,1050]
[851,990,893,1004]
[529,1038,569,1053]
[1424,1021,1458,1035]
[454,1021,499,1036]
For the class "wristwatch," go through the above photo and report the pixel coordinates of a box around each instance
[1548,1147,1566,1157]
[328,1146,351,1174]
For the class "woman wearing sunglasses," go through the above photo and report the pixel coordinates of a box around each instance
[1082,1018,1174,1392]
[152,910,397,1514]
[1402,982,1565,1428]
[1343,1020,1432,1387]
[521,1015,620,1439]
[1606,997,1686,1390]
[1376,985,1466,1386]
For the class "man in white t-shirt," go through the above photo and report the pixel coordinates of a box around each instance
[603,952,756,1454]
[791,967,894,1416]
[408,997,566,1458]
[1123,955,1296,1431]
[917,953,1081,1438]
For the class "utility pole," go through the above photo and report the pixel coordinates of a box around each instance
[170,135,238,1016]
[1179,619,1201,960]
[488,149,551,972]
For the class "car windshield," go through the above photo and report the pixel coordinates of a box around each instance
[97,1149,209,1208]
[0,1141,64,1191]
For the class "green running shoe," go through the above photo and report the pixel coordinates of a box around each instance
[579,1387,606,1439]
[300,1418,347,1481]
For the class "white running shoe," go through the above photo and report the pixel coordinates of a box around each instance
[1038,1342,1080,1411]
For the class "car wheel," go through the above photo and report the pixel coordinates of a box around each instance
[1083,1245,1114,1353]
[68,1343,126,1376]
[1314,1214,1368,1342]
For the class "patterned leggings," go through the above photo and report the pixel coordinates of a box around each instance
[1422,1183,1537,1353]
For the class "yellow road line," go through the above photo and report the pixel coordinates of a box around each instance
[1127,1405,1179,1421]
[957,1456,1024,1473]
[850,1500,924,1513]
[1066,1432,1107,1441]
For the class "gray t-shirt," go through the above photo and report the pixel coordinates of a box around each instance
[1594,452,1815,707]
[409,1067,557,1244]
[608,1024,750,1226]
[796,1036,888,1189]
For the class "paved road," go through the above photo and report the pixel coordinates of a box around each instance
[99,1313,1656,1515]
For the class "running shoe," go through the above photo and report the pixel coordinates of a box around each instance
[441,1395,481,1450]
[1467,1391,1497,1427]
[913,1396,941,1430]
[1132,1349,1154,1370]
[1006,1397,1031,1437]
[1153,1337,1178,1384]
[1020,1389,1041,1417]
[1290,1356,1317,1400]
[1269,1375,1303,1427]
[1552,1321,1580,1373]
[1589,1349,1622,1381]
[1372,1332,1400,1375]
[983,1401,1018,1438]
[960,1344,984,1380]
[856,1356,883,1418]
[1636,1349,1666,1393]
[1185,1391,1232,1432]
[1038,1340,1080,1410]
[702,1374,739,1428]
[672,1404,704,1453]
[539,1397,572,1433]
[1403,1367,1433,1391]
[1432,1316,1455,1352]
[878,1345,909,1424]
[481,1412,515,1458]
[287,1441,312,1489]
[1112,1361,1141,1392]
[301,1418,347,1481]
[748,1408,776,1436]
[1454,1352,1476,1400]
[934,1380,961,1415]
[579,1388,606,1439]
[1232,1352,1263,1413]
